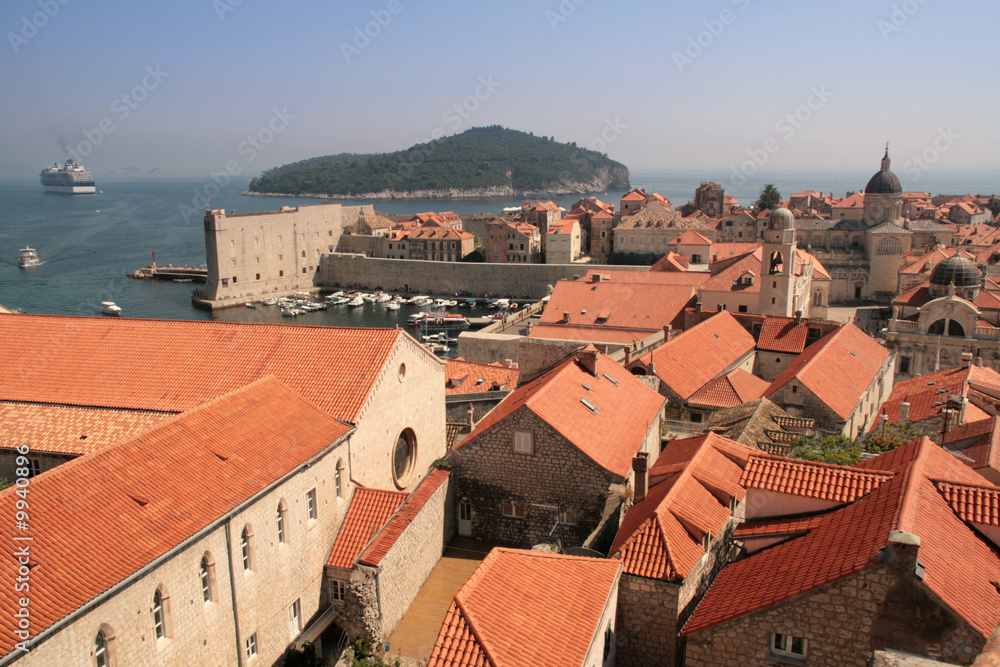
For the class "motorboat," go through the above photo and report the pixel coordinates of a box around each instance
[376,292,392,303]
[407,311,427,324]
[347,295,364,307]
[18,247,40,268]
[488,299,510,309]
[325,291,345,301]
[245,302,256,309]
[101,301,122,316]
[386,301,400,310]
[328,296,350,306]
[434,299,458,308]
[262,298,278,306]
[407,295,429,304]
[414,313,471,330]
[282,307,303,317]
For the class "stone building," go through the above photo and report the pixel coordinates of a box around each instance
[443,358,520,425]
[483,219,541,263]
[200,202,374,308]
[404,226,475,262]
[426,548,623,667]
[614,210,718,260]
[546,218,583,264]
[704,397,816,455]
[450,347,664,550]
[682,437,1000,666]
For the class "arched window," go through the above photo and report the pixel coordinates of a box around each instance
[277,501,288,546]
[769,250,784,275]
[241,526,253,572]
[94,626,115,667]
[335,459,345,499]
[831,268,849,281]
[152,587,170,641]
[928,319,965,336]
[200,554,214,604]
[813,290,823,306]
[393,428,417,489]
[877,237,902,254]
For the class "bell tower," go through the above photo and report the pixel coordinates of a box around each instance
[761,207,798,317]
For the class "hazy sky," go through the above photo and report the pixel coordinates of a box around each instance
[1,0,997,177]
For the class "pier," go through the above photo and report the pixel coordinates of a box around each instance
[131,265,207,282]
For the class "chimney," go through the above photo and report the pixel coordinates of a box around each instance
[591,273,602,283]
[577,348,599,375]
[900,401,910,423]
[795,310,803,324]
[503,359,513,368]
[563,311,571,323]
[977,356,984,367]
[962,351,973,368]
[632,452,649,504]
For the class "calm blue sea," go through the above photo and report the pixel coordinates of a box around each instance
[1,167,997,321]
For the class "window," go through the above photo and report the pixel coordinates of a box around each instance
[289,599,302,636]
[277,235,282,242]
[241,526,253,572]
[230,239,235,246]
[307,489,317,521]
[335,459,344,499]
[255,273,260,280]
[301,250,306,257]
[254,256,259,264]
[393,429,417,488]
[278,254,282,261]
[231,259,236,267]
[277,501,288,545]
[245,633,258,661]
[279,270,283,277]
[200,554,214,604]
[94,627,114,667]
[331,579,346,602]
[503,500,526,518]
[459,501,472,522]
[603,620,613,662]
[28,459,40,477]
[899,356,911,375]
[514,430,533,454]
[771,633,807,661]
[254,237,258,245]
[738,305,748,313]
[152,587,169,641]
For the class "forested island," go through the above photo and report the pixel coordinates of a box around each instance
[245,126,630,199]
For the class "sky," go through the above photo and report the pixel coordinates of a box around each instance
[1,0,998,178]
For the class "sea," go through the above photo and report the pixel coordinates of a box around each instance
[1,167,998,324]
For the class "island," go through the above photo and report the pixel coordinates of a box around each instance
[245,125,630,199]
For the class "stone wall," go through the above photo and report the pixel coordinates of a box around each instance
[456,331,522,367]
[317,253,645,300]
[617,576,681,665]
[370,474,450,638]
[0,450,75,481]
[445,392,509,425]
[337,234,381,256]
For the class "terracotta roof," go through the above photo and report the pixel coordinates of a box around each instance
[686,368,770,410]
[944,416,1000,474]
[359,469,451,567]
[457,348,665,478]
[610,433,756,581]
[684,438,1000,639]
[650,311,757,400]
[668,230,712,246]
[740,455,892,503]
[877,365,1000,426]
[0,402,172,456]
[539,277,702,333]
[326,487,408,569]
[527,324,654,346]
[766,323,890,420]
[936,481,1000,527]
[427,548,622,667]
[756,317,811,354]
[0,377,352,657]
[445,360,519,395]
[0,315,409,422]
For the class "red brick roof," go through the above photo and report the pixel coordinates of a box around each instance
[359,469,450,567]
[0,402,172,456]
[936,481,1000,527]
[668,230,712,246]
[427,548,622,667]
[945,416,1000,474]
[686,368,770,410]
[756,317,811,353]
[445,360,519,395]
[877,365,1000,426]
[0,377,352,657]
[684,438,1000,639]
[326,487,408,569]
[457,349,665,478]
[766,323,890,420]
[610,433,756,581]
[650,311,757,400]
[0,315,407,422]
[740,455,893,503]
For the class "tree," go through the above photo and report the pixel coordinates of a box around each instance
[754,184,781,212]
[788,422,935,466]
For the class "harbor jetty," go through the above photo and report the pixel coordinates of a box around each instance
[131,264,207,283]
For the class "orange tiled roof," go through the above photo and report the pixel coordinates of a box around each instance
[0,377,352,657]
[359,469,451,567]
[427,548,622,667]
[936,481,1000,527]
[766,323,889,420]
[610,433,756,581]
[668,230,712,246]
[326,487,408,569]
[457,348,665,478]
[756,317,810,354]
[0,402,172,456]
[877,365,1000,426]
[0,315,407,422]
[528,324,653,346]
[445,360,519,395]
[945,416,1000,474]
[650,311,757,400]
[686,368,770,410]
[684,438,1000,638]
[740,455,893,503]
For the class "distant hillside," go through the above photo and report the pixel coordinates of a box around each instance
[246,126,630,199]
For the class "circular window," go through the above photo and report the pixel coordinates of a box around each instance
[398,363,406,382]
[393,428,416,488]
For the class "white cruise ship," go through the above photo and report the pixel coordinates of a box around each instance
[40,159,96,194]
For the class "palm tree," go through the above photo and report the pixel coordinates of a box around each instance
[754,184,781,212]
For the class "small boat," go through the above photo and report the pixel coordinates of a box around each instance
[328,296,349,306]
[386,301,401,310]
[325,291,345,301]
[407,311,427,324]
[408,295,429,304]
[415,314,471,330]
[101,301,122,316]
[245,302,256,309]
[262,298,278,306]
[463,299,477,308]
[489,299,510,309]
[301,302,326,312]
[18,247,40,269]
[376,293,392,303]
[281,307,303,317]
[347,296,364,307]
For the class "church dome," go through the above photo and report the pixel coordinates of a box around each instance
[930,255,981,289]
[768,207,795,230]
[865,148,902,195]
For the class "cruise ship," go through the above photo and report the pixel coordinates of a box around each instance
[40,159,96,194]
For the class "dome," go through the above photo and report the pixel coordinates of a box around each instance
[865,148,902,195]
[768,207,795,230]
[930,255,981,289]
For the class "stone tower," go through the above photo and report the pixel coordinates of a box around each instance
[760,207,799,317]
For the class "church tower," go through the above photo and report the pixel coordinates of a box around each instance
[863,146,904,226]
[760,207,799,317]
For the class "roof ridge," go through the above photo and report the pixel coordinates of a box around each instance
[934,478,1000,493]
[894,437,936,533]
[452,596,499,667]
[747,452,894,477]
